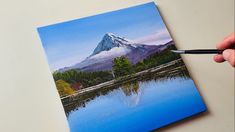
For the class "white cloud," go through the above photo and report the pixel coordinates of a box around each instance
[134,29,172,45]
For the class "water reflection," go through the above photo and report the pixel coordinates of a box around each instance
[121,81,140,96]
[63,65,190,116]
[120,81,141,107]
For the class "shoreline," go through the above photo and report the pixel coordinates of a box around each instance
[61,59,184,103]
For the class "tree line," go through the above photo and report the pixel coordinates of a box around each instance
[133,45,180,72]
[53,70,113,97]
[112,45,180,75]
[53,44,180,97]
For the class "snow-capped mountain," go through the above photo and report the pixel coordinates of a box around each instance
[59,33,173,72]
[91,33,136,56]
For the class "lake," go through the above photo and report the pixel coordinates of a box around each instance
[66,67,206,132]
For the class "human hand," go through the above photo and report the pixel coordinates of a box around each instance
[214,33,235,67]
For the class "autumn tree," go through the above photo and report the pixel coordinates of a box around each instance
[55,79,75,97]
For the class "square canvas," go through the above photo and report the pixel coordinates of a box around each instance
[37,2,206,132]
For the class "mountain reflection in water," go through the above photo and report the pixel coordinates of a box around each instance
[64,65,190,116]
[66,65,206,132]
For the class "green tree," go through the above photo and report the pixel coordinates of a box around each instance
[53,69,114,89]
[135,60,147,72]
[112,56,133,77]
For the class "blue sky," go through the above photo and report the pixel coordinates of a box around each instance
[37,2,172,71]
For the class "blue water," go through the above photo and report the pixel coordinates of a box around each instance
[67,77,206,132]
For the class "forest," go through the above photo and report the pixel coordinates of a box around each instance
[53,44,180,97]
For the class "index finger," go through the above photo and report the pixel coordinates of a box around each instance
[217,33,235,49]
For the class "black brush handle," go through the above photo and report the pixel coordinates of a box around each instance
[184,49,224,54]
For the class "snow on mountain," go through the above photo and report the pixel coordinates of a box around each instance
[91,33,135,56]
[59,33,173,72]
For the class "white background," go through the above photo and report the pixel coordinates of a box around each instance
[0,0,234,132]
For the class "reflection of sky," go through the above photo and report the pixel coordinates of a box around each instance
[37,2,171,71]
[68,78,206,132]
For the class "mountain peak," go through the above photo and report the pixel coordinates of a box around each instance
[91,33,135,56]
[105,33,133,43]
[105,32,115,37]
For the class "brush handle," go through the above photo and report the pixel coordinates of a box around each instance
[184,49,224,54]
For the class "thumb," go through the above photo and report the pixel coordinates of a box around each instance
[222,49,235,67]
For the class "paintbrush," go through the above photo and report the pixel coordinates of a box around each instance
[171,49,224,54]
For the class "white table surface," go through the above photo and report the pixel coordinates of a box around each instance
[0,0,234,132]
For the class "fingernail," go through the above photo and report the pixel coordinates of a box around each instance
[223,50,231,60]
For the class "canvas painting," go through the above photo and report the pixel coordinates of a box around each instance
[37,2,206,132]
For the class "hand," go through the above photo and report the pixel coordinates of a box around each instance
[214,33,235,67]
